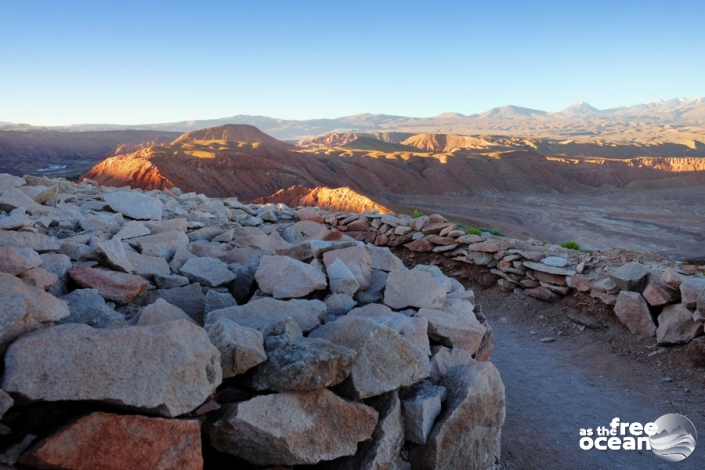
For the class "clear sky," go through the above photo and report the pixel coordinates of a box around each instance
[1,0,703,125]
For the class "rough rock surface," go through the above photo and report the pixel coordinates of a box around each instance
[19,412,203,470]
[135,298,197,326]
[323,246,373,290]
[69,266,148,303]
[384,270,447,309]
[608,262,649,291]
[205,318,267,378]
[255,255,327,298]
[408,361,505,470]
[309,317,430,399]
[59,288,127,328]
[180,256,236,287]
[250,317,356,391]
[400,380,448,444]
[415,308,486,355]
[2,321,221,417]
[657,303,704,345]
[335,392,406,470]
[103,191,164,220]
[326,257,360,295]
[613,291,656,337]
[207,298,325,333]
[642,273,680,307]
[205,389,378,466]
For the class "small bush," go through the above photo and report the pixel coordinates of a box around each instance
[560,241,581,250]
[412,209,424,218]
[479,227,505,237]
[455,222,481,235]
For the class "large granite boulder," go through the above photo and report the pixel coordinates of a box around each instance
[408,361,505,470]
[254,255,327,298]
[205,388,378,466]
[103,191,164,221]
[614,291,656,337]
[309,317,430,399]
[3,321,221,417]
[384,270,447,309]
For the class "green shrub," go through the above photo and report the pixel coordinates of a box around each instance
[412,209,424,218]
[559,241,581,250]
[479,227,505,237]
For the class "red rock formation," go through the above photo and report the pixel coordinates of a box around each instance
[251,185,393,214]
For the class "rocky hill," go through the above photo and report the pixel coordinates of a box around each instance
[172,124,295,148]
[250,185,394,214]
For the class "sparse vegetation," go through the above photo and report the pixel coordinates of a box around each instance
[559,241,581,250]
[455,222,504,237]
[412,209,424,218]
[479,227,506,237]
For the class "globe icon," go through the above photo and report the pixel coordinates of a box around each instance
[649,414,697,462]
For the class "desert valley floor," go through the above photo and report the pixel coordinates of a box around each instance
[389,186,705,261]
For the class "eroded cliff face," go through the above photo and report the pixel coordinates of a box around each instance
[80,125,705,209]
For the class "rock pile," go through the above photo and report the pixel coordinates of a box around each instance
[0,174,504,469]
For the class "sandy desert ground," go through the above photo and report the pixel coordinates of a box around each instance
[388,186,705,261]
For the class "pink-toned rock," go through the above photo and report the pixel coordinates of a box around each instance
[297,208,324,223]
[206,389,378,466]
[384,270,447,310]
[421,222,452,235]
[535,271,567,286]
[0,273,69,338]
[69,266,148,303]
[404,238,435,253]
[19,412,202,470]
[524,286,561,302]
[474,308,494,362]
[661,268,683,288]
[0,246,42,275]
[642,273,680,307]
[415,308,486,356]
[408,361,505,470]
[467,238,514,253]
[19,267,58,290]
[590,290,618,306]
[425,234,457,246]
[566,276,590,292]
[686,337,705,367]
[614,291,656,337]
[322,246,372,290]
[455,234,483,244]
[657,303,704,345]
[680,279,705,308]
[519,279,540,289]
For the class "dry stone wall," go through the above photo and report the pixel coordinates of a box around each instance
[316,208,705,349]
[0,174,505,470]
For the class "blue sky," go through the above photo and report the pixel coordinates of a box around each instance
[1,0,703,125]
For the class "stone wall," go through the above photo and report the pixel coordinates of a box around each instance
[0,173,505,470]
[314,208,705,349]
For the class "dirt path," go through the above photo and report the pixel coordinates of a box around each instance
[478,289,705,470]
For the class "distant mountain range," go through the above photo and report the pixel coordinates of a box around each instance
[2,97,704,141]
